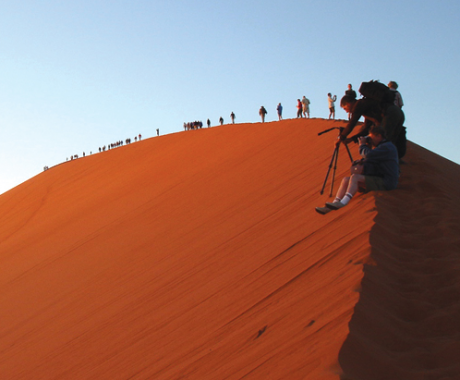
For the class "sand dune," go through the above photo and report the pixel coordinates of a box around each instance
[1,119,459,379]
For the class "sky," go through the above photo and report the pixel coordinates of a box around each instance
[1,0,459,194]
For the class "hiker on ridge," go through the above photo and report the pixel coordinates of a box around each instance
[277,103,283,120]
[344,84,357,119]
[259,106,267,122]
[328,93,337,119]
[302,96,310,118]
[296,99,303,118]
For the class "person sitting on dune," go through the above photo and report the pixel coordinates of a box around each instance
[316,125,399,215]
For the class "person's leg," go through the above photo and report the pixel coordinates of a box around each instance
[327,174,365,209]
[332,176,350,202]
[316,177,349,214]
[345,174,366,198]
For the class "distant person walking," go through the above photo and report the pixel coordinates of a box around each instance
[259,106,267,122]
[230,112,235,124]
[296,99,303,118]
[207,118,211,128]
[302,96,310,118]
[388,81,404,108]
[277,103,283,120]
[219,116,224,125]
[328,93,337,119]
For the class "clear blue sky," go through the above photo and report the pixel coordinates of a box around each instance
[1,0,459,194]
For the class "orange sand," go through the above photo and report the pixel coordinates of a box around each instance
[1,119,459,379]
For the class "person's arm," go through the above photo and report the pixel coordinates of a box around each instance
[348,118,374,142]
[360,142,391,160]
[358,138,372,158]
[339,112,362,140]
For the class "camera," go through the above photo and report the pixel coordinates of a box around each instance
[352,135,371,144]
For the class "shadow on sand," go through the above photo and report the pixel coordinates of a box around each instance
[338,144,460,379]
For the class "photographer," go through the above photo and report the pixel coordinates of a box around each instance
[337,95,406,158]
[316,125,399,214]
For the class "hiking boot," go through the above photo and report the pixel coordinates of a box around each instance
[315,206,332,215]
[325,201,346,210]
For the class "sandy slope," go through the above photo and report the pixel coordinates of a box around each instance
[1,119,459,379]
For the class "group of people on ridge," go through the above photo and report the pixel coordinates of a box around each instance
[194,82,403,129]
[316,80,405,215]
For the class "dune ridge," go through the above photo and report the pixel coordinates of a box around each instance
[1,119,459,379]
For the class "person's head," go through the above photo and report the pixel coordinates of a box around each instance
[348,84,352,90]
[388,81,398,90]
[340,95,357,113]
[327,93,331,97]
[368,125,386,146]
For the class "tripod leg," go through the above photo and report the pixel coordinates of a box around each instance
[320,147,338,195]
[330,144,340,196]
[345,143,354,163]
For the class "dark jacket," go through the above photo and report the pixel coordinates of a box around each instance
[340,98,383,141]
[360,140,399,190]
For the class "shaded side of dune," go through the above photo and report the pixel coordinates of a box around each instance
[339,142,460,380]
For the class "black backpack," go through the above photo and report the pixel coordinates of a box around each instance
[359,80,395,105]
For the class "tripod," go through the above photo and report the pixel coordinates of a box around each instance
[318,127,354,196]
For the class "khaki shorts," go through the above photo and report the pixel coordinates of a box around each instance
[365,175,386,191]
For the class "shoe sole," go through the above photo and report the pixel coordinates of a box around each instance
[326,202,344,210]
[315,207,332,215]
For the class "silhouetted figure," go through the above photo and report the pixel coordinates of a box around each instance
[259,106,267,122]
[277,103,283,120]
[345,84,356,98]
[345,84,357,119]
